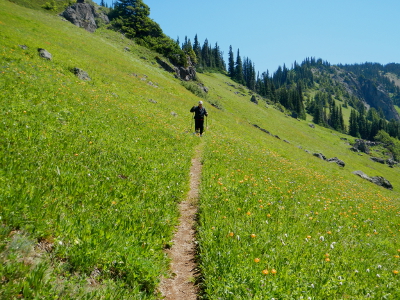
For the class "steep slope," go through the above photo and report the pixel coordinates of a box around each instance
[1,1,399,299]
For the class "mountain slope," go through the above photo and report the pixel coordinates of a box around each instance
[1,1,399,299]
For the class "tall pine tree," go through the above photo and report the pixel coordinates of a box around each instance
[228,45,235,78]
[234,49,245,85]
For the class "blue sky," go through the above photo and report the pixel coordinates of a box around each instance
[94,0,399,74]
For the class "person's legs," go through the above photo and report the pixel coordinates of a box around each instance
[199,120,204,135]
[195,119,201,134]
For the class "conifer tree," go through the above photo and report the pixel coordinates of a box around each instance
[113,0,162,39]
[228,45,235,78]
[234,49,245,85]
[349,110,359,137]
[193,34,201,66]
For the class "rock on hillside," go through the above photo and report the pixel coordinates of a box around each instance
[61,0,109,33]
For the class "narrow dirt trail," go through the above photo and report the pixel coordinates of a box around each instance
[159,144,203,300]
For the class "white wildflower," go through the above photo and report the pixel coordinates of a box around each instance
[319,236,325,242]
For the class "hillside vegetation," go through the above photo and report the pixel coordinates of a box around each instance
[1,1,400,299]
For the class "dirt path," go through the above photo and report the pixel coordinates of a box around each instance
[159,145,203,300]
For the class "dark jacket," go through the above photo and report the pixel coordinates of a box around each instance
[190,106,208,119]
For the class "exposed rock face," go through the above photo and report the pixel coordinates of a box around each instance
[157,56,197,81]
[61,2,109,33]
[331,70,400,121]
[175,65,196,81]
[38,48,52,60]
[351,139,370,154]
[360,79,399,121]
[353,170,393,190]
[174,56,196,81]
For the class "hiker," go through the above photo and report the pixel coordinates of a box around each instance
[190,101,208,136]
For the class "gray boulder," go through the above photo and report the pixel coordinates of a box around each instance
[387,158,398,168]
[353,170,393,190]
[61,2,109,33]
[73,68,91,80]
[369,176,393,190]
[327,157,345,167]
[353,170,370,180]
[38,48,52,60]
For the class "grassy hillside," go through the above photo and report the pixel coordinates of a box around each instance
[1,1,399,299]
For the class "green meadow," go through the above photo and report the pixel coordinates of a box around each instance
[1,1,399,299]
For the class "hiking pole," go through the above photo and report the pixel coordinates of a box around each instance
[190,112,194,133]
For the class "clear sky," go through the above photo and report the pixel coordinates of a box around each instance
[94,0,399,74]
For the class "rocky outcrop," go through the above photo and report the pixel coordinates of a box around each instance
[387,158,398,168]
[360,79,399,121]
[353,170,393,190]
[157,56,197,81]
[61,1,109,33]
[351,139,370,154]
[313,153,345,167]
[313,153,327,160]
[327,157,346,167]
[174,64,196,81]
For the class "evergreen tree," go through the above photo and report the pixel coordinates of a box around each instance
[339,106,345,131]
[113,0,162,39]
[213,42,221,70]
[228,45,235,78]
[193,34,201,66]
[349,110,359,137]
[100,0,105,6]
[201,39,210,68]
[313,105,321,125]
[234,49,245,85]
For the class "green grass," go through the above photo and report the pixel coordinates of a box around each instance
[1,1,399,299]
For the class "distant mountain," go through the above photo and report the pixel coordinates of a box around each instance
[314,62,400,121]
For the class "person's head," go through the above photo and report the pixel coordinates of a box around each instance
[198,101,203,107]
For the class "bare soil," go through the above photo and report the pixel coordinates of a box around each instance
[158,146,202,300]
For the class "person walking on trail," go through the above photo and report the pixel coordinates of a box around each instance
[190,101,208,136]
